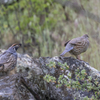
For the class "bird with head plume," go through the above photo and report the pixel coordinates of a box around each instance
[0,43,21,74]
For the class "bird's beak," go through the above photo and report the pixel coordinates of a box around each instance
[15,44,21,50]
[18,43,22,47]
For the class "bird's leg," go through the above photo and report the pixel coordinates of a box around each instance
[76,55,89,65]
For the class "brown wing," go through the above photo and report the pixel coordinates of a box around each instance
[0,52,17,72]
[7,54,17,64]
[69,37,83,46]
[3,54,17,72]
[0,52,12,64]
[64,36,83,47]
[0,52,17,65]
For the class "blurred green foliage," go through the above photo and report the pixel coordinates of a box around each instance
[0,0,100,70]
[0,0,61,56]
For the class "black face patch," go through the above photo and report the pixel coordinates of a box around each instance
[15,46,19,51]
[14,44,21,51]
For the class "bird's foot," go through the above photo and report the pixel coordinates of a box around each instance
[59,56,64,60]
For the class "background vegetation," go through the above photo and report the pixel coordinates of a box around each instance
[0,0,100,70]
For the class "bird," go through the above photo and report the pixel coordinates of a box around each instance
[0,43,21,73]
[60,34,89,60]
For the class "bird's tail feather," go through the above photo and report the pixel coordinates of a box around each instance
[60,47,73,56]
[60,50,68,56]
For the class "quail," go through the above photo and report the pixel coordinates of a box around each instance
[60,34,89,60]
[0,43,21,73]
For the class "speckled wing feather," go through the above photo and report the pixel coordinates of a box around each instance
[0,52,15,64]
[3,54,17,71]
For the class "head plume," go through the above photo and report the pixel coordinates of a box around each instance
[11,43,21,47]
